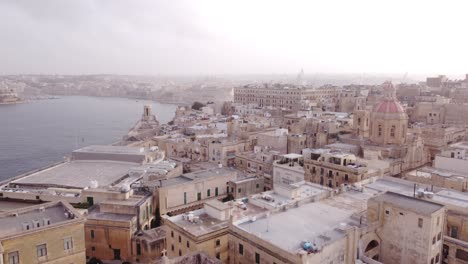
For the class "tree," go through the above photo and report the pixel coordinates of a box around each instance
[191,101,205,110]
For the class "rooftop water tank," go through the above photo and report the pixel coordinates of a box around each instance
[302,241,312,250]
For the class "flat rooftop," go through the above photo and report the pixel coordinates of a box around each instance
[0,201,81,237]
[372,192,444,215]
[366,177,468,209]
[407,166,467,179]
[171,211,228,237]
[169,202,266,237]
[73,145,145,155]
[0,200,43,212]
[159,167,235,188]
[87,207,135,222]
[450,142,468,150]
[11,160,134,189]
[236,191,370,253]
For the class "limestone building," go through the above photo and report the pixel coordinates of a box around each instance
[303,148,374,188]
[352,82,428,175]
[151,167,237,216]
[0,201,86,264]
[366,192,445,264]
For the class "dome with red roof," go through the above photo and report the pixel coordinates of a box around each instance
[373,100,405,113]
[372,81,406,115]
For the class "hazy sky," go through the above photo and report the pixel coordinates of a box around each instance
[1,0,467,76]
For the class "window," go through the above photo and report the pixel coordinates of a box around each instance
[197,192,201,201]
[255,252,260,264]
[385,210,389,215]
[184,192,187,205]
[430,257,434,264]
[378,125,382,136]
[207,189,211,197]
[457,249,468,261]
[179,249,182,256]
[215,187,219,196]
[256,183,260,189]
[435,253,440,263]
[171,231,174,238]
[432,236,436,245]
[37,244,47,257]
[64,237,73,250]
[239,243,244,255]
[171,244,174,251]
[418,218,423,228]
[179,235,182,243]
[91,246,96,251]
[437,216,440,226]
[216,239,220,247]
[451,226,458,238]
[238,188,241,193]
[216,252,220,259]
[136,242,141,255]
[8,251,19,264]
[187,241,190,248]
[91,230,95,239]
[390,125,395,137]
[437,232,441,241]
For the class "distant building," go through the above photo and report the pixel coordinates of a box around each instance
[234,84,342,111]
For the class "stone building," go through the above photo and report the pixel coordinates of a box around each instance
[233,84,316,111]
[365,192,445,264]
[163,200,265,263]
[85,192,156,262]
[351,82,428,175]
[303,149,373,188]
[369,82,408,146]
[272,154,305,187]
[365,176,468,264]
[132,227,166,263]
[411,102,468,126]
[0,201,86,264]
[420,125,466,159]
[287,134,307,154]
[152,167,237,216]
[234,146,280,190]
[125,105,160,141]
[227,175,265,199]
[256,129,288,154]
[208,140,248,167]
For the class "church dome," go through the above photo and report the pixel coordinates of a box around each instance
[373,100,405,113]
[372,81,406,115]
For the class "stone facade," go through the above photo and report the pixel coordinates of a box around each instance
[303,149,370,188]
[0,201,86,264]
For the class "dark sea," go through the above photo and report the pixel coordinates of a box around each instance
[0,96,176,180]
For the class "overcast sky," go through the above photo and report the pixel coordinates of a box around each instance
[1,0,467,76]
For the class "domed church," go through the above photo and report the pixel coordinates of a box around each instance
[351,81,428,176]
[369,81,408,146]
